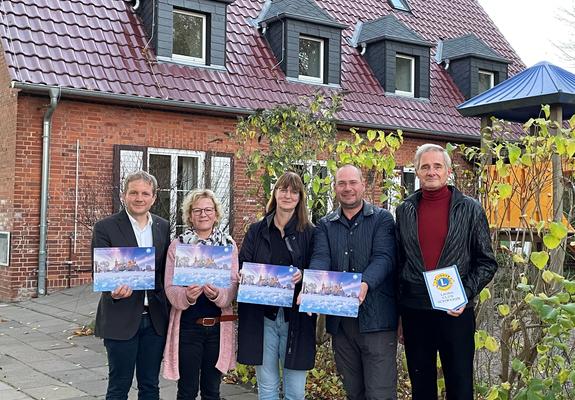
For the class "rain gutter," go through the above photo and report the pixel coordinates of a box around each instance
[12,83,254,118]
[13,83,483,144]
[38,87,60,296]
[335,119,481,143]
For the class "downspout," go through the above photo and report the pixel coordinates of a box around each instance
[38,87,60,296]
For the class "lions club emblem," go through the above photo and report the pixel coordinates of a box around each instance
[433,273,453,291]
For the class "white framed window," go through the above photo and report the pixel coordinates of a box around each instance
[172,9,207,65]
[148,148,205,235]
[387,167,420,216]
[298,35,324,83]
[209,155,232,232]
[478,70,495,93]
[0,231,10,266]
[115,146,233,236]
[119,149,145,179]
[291,161,334,223]
[395,54,415,97]
[401,167,420,196]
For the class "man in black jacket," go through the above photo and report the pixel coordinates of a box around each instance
[396,144,497,400]
[92,171,170,400]
[310,165,398,400]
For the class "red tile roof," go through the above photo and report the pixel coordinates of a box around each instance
[0,0,525,139]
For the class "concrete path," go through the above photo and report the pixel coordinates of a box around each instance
[0,285,257,400]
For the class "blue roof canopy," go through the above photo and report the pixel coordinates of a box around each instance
[457,61,575,122]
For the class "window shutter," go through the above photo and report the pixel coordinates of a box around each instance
[205,152,234,234]
[112,145,148,212]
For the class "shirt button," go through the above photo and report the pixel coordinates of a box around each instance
[344,251,348,255]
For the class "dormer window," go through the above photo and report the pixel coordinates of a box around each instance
[299,36,325,83]
[478,70,494,93]
[137,0,234,69]
[438,34,509,99]
[395,54,415,97]
[256,0,346,86]
[172,10,207,64]
[388,0,410,11]
[351,15,432,99]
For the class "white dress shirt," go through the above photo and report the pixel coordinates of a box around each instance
[126,211,154,307]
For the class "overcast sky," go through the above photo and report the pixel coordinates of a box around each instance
[477,0,575,73]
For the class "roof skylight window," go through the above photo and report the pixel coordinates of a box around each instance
[388,0,410,11]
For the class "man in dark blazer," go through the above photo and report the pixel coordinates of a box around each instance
[92,170,170,400]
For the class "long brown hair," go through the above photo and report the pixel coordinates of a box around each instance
[266,171,313,232]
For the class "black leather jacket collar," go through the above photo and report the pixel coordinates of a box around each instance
[403,185,463,210]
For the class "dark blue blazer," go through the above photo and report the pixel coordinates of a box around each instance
[309,201,398,334]
[92,210,170,340]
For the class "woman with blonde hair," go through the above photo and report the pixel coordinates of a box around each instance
[237,171,317,400]
[162,189,238,400]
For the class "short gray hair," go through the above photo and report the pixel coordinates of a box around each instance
[122,171,158,195]
[414,144,452,170]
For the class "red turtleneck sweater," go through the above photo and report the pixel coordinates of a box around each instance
[417,185,451,271]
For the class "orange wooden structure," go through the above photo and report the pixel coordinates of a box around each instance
[485,162,574,231]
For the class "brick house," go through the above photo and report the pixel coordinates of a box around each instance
[0,0,523,300]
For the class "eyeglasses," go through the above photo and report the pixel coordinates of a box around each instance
[277,188,300,196]
[191,207,215,216]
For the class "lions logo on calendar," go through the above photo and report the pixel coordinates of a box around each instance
[433,273,453,291]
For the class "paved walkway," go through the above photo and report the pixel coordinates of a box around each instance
[0,285,258,400]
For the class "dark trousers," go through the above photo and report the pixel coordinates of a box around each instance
[332,317,398,400]
[401,307,476,400]
[177,324,221,400]
[103,314,166,400]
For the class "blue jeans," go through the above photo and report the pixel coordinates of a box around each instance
[255,309,307,400]
[103,314,166,400]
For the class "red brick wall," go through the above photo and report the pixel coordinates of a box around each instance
[2,94,475,300]
[0,45,19,300]
[5,95,260,300]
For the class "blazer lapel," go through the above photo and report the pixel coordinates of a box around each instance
[115,210,139,247]
[152,218,165,250]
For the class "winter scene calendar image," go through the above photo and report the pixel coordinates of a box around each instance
[173,244,234,288]
[93,247,156,291]
[299,270,362,317]
[237,262,296,307]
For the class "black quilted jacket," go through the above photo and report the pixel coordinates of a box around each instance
[395,186,498,310]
